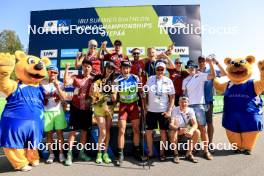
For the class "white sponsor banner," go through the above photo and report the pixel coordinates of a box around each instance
[126,47,145,55]
[59,70,78,79]
[158,16,173,27]
[43,20,70,32]
[158,16,187,28]
[43,20,58,32]
[154,47,167,54]
[173,47,189,55]
[40,49,58,58]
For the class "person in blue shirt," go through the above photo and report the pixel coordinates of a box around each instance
[198,55,226,151]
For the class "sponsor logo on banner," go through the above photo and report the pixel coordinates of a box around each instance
[158,16,186,28]
[60,59,75,68]
[158,16,173,27]
[172,16,187,28]
[82,48,88,54]
[61,49,79,58]
[50,60,57,66]
[173,47,189,55]
[126,47,145,55]
[154,47,167,54]
[60,70,78,79]
[40,49,58,58]
[43,19,71,32]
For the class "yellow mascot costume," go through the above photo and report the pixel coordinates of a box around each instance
[214,56,263,155]
[0,51,50,171]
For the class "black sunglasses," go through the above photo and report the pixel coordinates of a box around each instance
[175,62,182,64]
[132,52,140,56]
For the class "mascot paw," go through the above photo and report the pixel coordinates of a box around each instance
[258,60,264,72]
[0,53,16,74]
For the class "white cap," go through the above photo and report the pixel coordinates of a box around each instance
[155,61,166,69]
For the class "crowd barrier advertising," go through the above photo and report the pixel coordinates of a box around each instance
[28,5,202,77]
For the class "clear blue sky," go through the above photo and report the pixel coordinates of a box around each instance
[1,0,264,60]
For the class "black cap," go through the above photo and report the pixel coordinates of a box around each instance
[114,40,122,46]
[105,61,116,69]
[121,60,132,67]
[185,60,198,69]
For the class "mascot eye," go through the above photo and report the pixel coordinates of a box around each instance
[240,60,246,64]
[28,57,35,64]
[230,61,236,65]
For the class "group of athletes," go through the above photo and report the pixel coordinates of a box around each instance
[41,39,226,167]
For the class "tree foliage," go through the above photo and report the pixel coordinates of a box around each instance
[0,30,23,54]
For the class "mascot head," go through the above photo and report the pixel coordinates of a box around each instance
[224,56,255,84]
[15,51,50,85]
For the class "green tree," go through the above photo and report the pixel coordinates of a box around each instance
[0,30,23,54]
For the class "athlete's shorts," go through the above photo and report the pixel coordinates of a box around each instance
[94,102,114,118]
[118,102,139,121]
[189,104,206,126]
[146,111,170,130]
[44,109,67,132]
[69,104,93,131]
[205,103,214,124]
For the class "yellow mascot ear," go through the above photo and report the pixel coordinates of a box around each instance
[41,57,51,67]
[245,55,255,64]
[224,57,232,65]
[15,50,27,61]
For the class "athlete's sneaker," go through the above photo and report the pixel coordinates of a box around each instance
[59,153,66,163]
[20,165,32,172]
[96,153,103,164]
[46,153,55,164]
[65,152,73,166]
[103,153,112,164]
[116,155,124,167]
[78,152,91,161]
